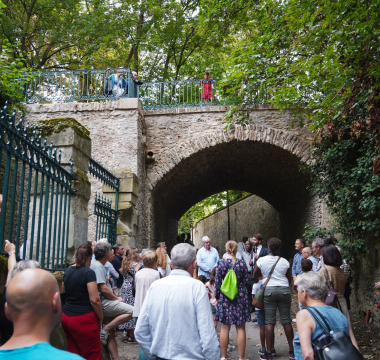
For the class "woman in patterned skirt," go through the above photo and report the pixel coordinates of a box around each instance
[215,240,251,360]
[119,247,140,342]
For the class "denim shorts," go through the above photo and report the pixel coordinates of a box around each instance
[256,309,265,326]
[263,286,292,325]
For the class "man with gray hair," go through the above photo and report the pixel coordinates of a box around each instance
[196,235,219,279]
[91,241,133,360]
[135,243,220,360]
[301,247,318,271]
[312,238,326,271]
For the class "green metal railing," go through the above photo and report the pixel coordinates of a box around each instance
[23,68,138,103]
[138,79,270,110]
[89,158,119,245]
[0,103,75,270]
[21,67,329,110]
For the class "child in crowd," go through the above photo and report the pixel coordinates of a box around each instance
[205,268,218,329]
[294,258,313,286]
[201,71,213,105]
[252,281,276,356]
[294,258,313,310]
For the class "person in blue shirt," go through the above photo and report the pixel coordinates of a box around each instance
[301,247,318,272]
[0,268,84,360]
[292,238,306,281]
[293,272,359,359]
[196,236,220,279]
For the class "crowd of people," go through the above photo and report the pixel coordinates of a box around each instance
[0,234,371,360]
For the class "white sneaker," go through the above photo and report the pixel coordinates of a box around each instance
[100,325,109,345]
[228,344,236,351]
[292,318,297,323]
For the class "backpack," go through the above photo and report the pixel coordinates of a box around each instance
[220,258,238,301]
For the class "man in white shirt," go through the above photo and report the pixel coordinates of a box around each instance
[196,236,219,279]
[135,243,220,360]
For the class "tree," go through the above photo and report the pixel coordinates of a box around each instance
[0,0,113,69]
[178,190,250,235]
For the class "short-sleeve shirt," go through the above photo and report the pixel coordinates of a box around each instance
[91,260,113,304]
[0,342,84,360]
[110,255,123,288]
[62,266,97,316]
[257,256,290,287]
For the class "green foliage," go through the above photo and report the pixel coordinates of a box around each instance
[178,191,250,235]
[0,40,30,108]
[303,224,335,244]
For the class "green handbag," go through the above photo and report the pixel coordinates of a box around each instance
[220,258,238,301]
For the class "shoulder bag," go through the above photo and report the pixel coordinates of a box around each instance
[324,268,339,308]
[307,307,364,360]
[220,258,238,301]
[252,256,281,309]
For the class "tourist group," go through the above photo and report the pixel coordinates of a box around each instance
[0,234,369,360]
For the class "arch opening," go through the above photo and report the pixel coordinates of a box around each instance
[147,138,316,259]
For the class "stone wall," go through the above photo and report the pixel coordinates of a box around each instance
[192,194,280,256]
[24,99,146,250]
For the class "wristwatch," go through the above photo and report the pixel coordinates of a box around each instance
[8,251,15,256]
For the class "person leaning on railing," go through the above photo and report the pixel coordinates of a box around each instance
[61,244,103,360]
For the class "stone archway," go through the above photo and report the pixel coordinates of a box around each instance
[140,116,322,259]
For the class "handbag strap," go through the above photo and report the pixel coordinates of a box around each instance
[263,256,281,286]
[62,266,77,292]
[307,307,332,337]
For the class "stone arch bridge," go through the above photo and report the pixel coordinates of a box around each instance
[24,99,330,257]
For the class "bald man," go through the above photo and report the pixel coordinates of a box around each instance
[0,268,83,360]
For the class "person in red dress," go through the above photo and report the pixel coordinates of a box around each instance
[201,71,213,104]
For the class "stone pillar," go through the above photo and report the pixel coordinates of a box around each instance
[39,118,92,263]
[103,171,139,248]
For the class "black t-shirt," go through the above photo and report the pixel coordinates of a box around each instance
[110,255,123,288]
[63,266,97,317]
[0,287,13,343]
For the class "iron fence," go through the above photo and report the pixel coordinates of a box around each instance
[23,68,138,103]
[0,103,75,270]
[138,79,270,110]
[89,158,119,245]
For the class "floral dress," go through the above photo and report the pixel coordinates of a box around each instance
[215,258,251,325]
[118,262,138,330]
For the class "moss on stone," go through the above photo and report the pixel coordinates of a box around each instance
[30,117,90,140]
[73,167,90,183]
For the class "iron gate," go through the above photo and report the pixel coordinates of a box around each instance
[0,103,75,270]
[88,158,119,245]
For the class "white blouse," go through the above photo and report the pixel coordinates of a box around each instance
[133,268,160,318]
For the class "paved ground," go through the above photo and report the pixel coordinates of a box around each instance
[116,317,295,360]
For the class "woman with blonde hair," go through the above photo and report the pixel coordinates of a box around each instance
[119,247,140,342]
[215,240,251,360]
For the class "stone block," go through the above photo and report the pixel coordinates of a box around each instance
[116,98,141,112]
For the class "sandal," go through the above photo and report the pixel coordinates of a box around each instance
[122,336,134,343]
